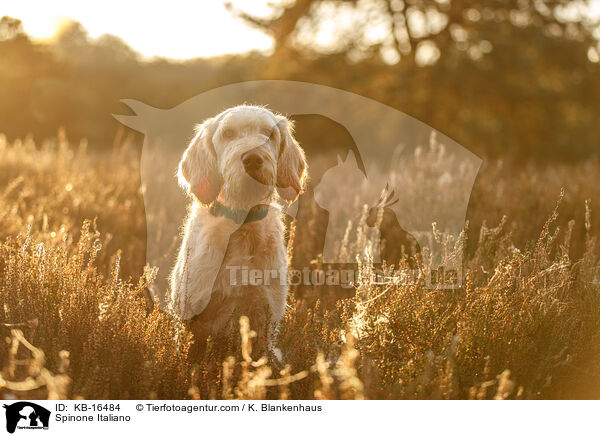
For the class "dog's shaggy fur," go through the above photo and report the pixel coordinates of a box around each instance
[169,105,307,358]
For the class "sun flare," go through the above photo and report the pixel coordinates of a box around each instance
[3,0,274,59]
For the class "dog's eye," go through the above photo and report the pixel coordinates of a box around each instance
[223,128,235,139]
[263,128,278,142]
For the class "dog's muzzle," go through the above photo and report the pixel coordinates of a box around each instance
[241,147,272,185]
[242,149,264,173]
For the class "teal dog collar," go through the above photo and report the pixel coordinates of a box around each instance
[209,201,269,224]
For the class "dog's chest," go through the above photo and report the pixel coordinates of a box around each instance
[223,219,282,270]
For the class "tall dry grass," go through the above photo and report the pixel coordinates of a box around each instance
[1,131,599,399]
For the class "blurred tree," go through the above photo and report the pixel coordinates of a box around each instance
[0,16,61,139]
[0,16,24,41]
[228,0,600,158]
[226,0,313,56]
[0,6,598,160]
[227,0,599,66]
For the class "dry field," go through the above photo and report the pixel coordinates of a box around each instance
[1,130,600,400]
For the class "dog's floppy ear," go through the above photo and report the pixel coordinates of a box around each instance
[276,115,307,203]
[178,117,223,206]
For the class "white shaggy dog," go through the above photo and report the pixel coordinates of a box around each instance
[169,105,307,358]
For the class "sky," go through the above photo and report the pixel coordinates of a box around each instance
[3,0,275,59]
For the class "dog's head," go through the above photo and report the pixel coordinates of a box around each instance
[178,105,307,209]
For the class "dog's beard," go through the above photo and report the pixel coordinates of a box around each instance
[221,170,274,210]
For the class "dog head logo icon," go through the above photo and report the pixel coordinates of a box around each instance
[2,402,50,433]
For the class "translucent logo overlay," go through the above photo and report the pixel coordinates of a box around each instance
[114,81,481,304]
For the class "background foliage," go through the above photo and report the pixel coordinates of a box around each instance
[1,0,600,159]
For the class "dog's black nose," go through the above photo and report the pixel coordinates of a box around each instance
[242,150,264,171]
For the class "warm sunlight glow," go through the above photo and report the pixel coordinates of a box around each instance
[4,0,274,59]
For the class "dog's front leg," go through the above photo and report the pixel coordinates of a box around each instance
[170,214,240,321]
